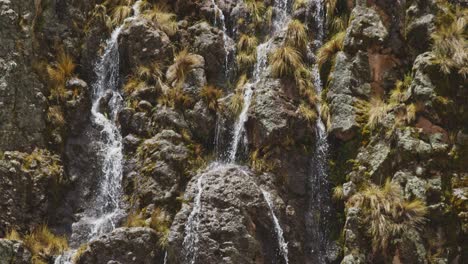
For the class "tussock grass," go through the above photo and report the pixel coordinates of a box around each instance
[200,85,223,112]
[355,97,389,131]
[348,180,427,254]
[316,31,345,70]
[298,102,318,123]
[143,6,178,36]
[286,20,308,51]
[23,225,68,261]
[47,106,66,127]
[167,49,203,87]
[431,4,467,77]
[269,46,303,78]
[111,5,132,25]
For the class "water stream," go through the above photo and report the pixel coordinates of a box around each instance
[183,175,205,264]
[262,189,289,264]
[228,0,292,162]
[54,2,143,263]
[307,0,332,262]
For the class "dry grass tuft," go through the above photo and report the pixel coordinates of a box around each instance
[317,31,345,70]
[269,46,303,79]
[167,49,203,87]
[286,19,308,51]
[200,85,223,112]
[348,180,427,254]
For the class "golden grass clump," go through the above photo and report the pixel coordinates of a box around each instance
[200,85,223,112]
[111,5,132,25]
[23,225,69,259]
[389,74,412,106]
[348,180,427,254]
[236,34,258,71]
[269,46,303,79]
[47,51,76,102]
[316,31,345,70]
[149,208,171,249]
[72,243,89,263]
[293,0,306,11]
[297,102,318,123]
[5,229,22,241]
[158,87,194,110]
[124,211,147,227]
[355,97,389,131]
[47,106,66,127]
[143,6,178,36]
[167,49,203,87]
[431,4,467,77]
[244,0,266,25]
[286,20,308,51]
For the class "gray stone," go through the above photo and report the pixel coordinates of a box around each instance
[0,239,31,264]
[75,227,162,264]
[343,6,388,53]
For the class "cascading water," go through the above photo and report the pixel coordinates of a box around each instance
[183,175,205,264]
[54,2,142,263]
[228,0,292,162]
[262,189,289,264]
[306,0,332,262]
[211,0,231,77]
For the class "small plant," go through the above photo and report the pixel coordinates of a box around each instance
[5,229,21,241]
[167,49,203,88]
[316,31,345,70]
[200,85,223,112]
[297,102,318,123]
[111,4,132,25]
[47,106,66,127]
[355,97,389,131]
[143,6,178,36]
[286,20,308,51]
[236,34,258,72]
[293,0,306,11]
[348,180,427,254]
[332,185,344,200]
[23,225,69,261]
[431,4,467,76]
[244,0,266,26]
[389,74,412,106]
[124,211,147,227]
[269,46,303,79]
[72,243,89,263]
[158,87,194,110]
[47,51,76,102]
[136,62,163,84]
[149,208,171,249]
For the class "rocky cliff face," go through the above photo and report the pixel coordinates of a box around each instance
[0,0,466,264]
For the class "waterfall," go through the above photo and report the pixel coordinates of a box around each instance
[54,2,143,263]
[262,189,289,264]
[228,0,292,162]
[211,0,231,77]
[183,175,205,264]
[307,0,332,262]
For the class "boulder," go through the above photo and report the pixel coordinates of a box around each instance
[0,0,46,151]
[0,150,65,234]
[0,239,31,264]
[343,5,388,53]
[188,21,234,88]
[75,227,162,264]
[168,164,300,263]
[118,17,173,76]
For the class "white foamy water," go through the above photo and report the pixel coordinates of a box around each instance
[228,0,292,162]
[54,2,143,263]
[183,175,205,264]
[211,0,231,76]
[307,0,332,262]
[262,189,289,264]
